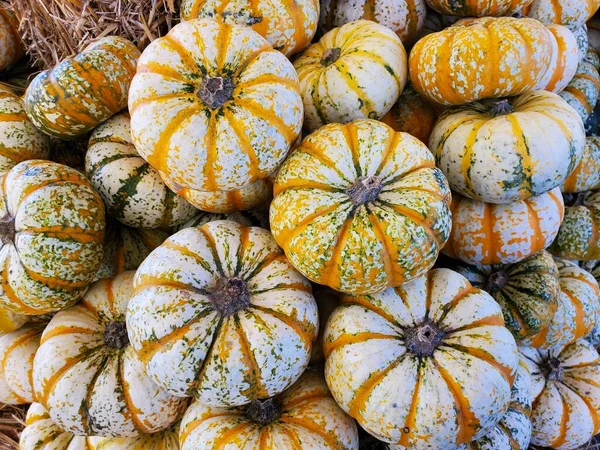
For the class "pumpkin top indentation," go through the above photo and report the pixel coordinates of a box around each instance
[211,277,251,316]
[197,76,235,109]
[346,175,383,208]
[104,321,129,349]
[321,47,341,67]
[245,397,283,425]
[405,318,444,357]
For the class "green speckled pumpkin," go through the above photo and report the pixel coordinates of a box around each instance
[562,135,600,193]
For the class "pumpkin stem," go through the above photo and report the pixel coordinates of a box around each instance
[0,214,15,246]
[488,99,514,117]
[346,176,383,207]
[245,398,282,425]
[405,319,444,357]
[486,270,509,293]
[321,48,341,67]
[197,76,234,109]
[545,357,563,381]
[104,322,129,349]
[211,277,251,316]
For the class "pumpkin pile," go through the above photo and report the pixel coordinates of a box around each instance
[1,0,600,450]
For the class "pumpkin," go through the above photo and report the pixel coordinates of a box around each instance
[293,20,407,132]
[410,17,556,105]
[126,220,319,405]
[584,48,600,69]
[379,84,438,144]
[454,250,560,342]
[0,307,29,333]
[323,268,519,448]
[521,258,600,349]
[444,189,564,265]
[575,24,589,60]
[128,18,302,193]
[0,160,105,314]
[521,339,600,449]
[270,119,452,294]
[319,0,426,45]
[550,190,600,260]
[559,60,600,121]
[562,136,600,193]
[24,36,140,139]
[431,91,585,204]
[310,288,339,366]
[0,7,23,71]
[180,0,318,57]
[0,322,44,404]
[523,0,600,28]
[580,259,600,345]
[32,271,186,437]
[424,0,532,17]
[179,370,358,450]
[176,209,269,231]
[85,112,196,229]
[542,24,581,93]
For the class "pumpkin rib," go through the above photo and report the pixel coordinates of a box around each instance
[233,315,269,398]
[81,353,111,435]
[225,111,266,181]
[1,258,40,315]
[300,140,353,183]
[549,385,570,449]
[117,352,147,433]
[283,391,331,411]
[442,343,514,383]
[398,361,421,448]
[366,208,395,282]
[325,333,399,357]
[234,98,297,142]
[212,421,254,449]
[446,314,506,334]
[340,297,398,325]
[249,305,314,347]
[324,215,354,288]
[280,415,343,448]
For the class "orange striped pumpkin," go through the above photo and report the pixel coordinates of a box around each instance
[0,160,105,314]
[562,135,600,192]
[0,7,23,71]
[574,24,589,61]
[179,371,359,449]
[541,24,580,93]
[180,0,318,56]
[324,269,519,448]
[523,0,600,28]
[425,0,533,16]
[24,36,140,139]
[444,189,565,265]
[559,60,600,121]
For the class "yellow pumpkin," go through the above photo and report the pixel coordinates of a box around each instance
[523,0,600,28]
[0,7,23,71]
[562,135,600,192]
[559,60,600,121]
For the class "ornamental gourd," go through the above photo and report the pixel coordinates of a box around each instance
[181,0,318,56]
[85,113,196,229]
[562,135,600,192]
[24,36,140,139]
[574,24,589,61]
[523,0,600,28]
[424,0,532,17]
[319,0,426,45]
[521,339,600,450]
[179,371,359,449]
[33,272,186,437]
[293,20,407,132]
[431,91,585,204]
[0,160,105,314]
[324,268,519,448]
[585,48,600,69]
[126,220,319,405]
[559,60,600,121]
[0,8,23,71]
[410,18,556,105]
[454,250,560,342]
[270,119,452,294]
[128,19,302,192]
[444,189,564,265]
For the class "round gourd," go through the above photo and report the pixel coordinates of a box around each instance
[128,19,302,193]
[270,119,452,294]
[324,268,519,448]
[523,0,600,28]
[176,209,269,230]
[444,189,564,265]
[559,60,600,121]
[319,0,426,45]
[454,250,560,342]
[542,24,580,93]
[521,339,600,450]
[0,307,29,333]
[126,220,319,405]
[85,112,196,229]
[424,0,532,16]
[0,7,23,71]
[521,258,600,349]
[293,20,407,132]
[24,36,140,139]
[585,48,600,69]
[0,322,44,404]
[179,370,359,449]
[180,0,318,56]
[410,17,556,105]
[562,135,600,192]
[0,160,105,314]
[431,91,585,204]
[33,272,186,437]
[580,259,600,345]
[310,288,339,366]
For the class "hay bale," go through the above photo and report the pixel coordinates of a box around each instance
[9,0,179,70]
[0,403,26,450]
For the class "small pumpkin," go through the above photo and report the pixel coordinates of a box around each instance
[542,24,581,93]
[324,268,519,448]
[584,48,600,69]
[574,24,589,61]
[559,60,600,121]
[179,370,359,449]
[293,20,407,132]
[523,0,600,28]
[444,189,564,265]
[0,7,23,71]
[85,112,196,229]
[126,220,319,405]
[424,0,532,17]
[562,135,600,192]
[0,160,105,314]
[129,18,302,193]
[33,272,186,437]
[521,339,600,450]
[454,250,560,342]
[319,0,426,45]
[270,119,452,294]
[24,36,140,139]
[431,91,585,204]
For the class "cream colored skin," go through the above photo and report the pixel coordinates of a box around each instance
[294,20,407,132]
[559,60,600,121]
[541,25,580,93]
[33,272,186,437]
[574,25,589,62]
[526,0,600,28]
[127,220,319,406]
[179,371,358,449]
[324,269,519,449]
[85,113,196,229]
[430,91,585,204]
[521,339,600,450]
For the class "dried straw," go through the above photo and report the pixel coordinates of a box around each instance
[10,0,179,70]
[0,404,26,450]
